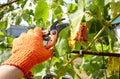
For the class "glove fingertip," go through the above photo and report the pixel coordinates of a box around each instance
[34,27,43,36]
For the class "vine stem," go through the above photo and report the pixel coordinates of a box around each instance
[55,13,120,79]
[85,24,109,50]
[85,14,120,50]
[117,36,120,79]
[99,38,108,79]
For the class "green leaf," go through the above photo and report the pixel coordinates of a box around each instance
[110,1,120,17]
[95,43,109,52]
[52,0,64,5]
[64,64,75,77]
[75,0,78,3]
[15,16,22,25]
[33,76,42,79]
[17,0,26,8]
[69,0,85,34]
[91,70,104,79]
[53,6,63,19]
[0,35,6,50]
[82,56,102,76]
[83,55,94,62]
[22,9,30,21]
[51,2,63,20]
[88,18,103,34]
[31,63,45,74]
[87,4,101,19]
[0,42,6,50]
[8,5,14,11]
[77,0,86,10]
[103,3,110,20]
[67,3,78,13]
[0,21,7,30]
[108,29,117,52]
[0,35,5,42]
[0,11,5,19]
[0,49,11,63]
[35,0,49,23]
[7,37,13,47]
[54,27,71,56]
[22,14,29,21]
[52,57,66,73]
[93,0,104,8]
[0,0,119,78]
[108,74,119,79]
[51,2,58,9]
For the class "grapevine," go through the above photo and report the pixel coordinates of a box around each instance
[0,0,120,79]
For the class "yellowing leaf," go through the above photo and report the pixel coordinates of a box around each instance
[68,38,75,49]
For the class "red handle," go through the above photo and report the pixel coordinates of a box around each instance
[45,30,58,49]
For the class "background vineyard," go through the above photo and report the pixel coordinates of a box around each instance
[0,0,120,79]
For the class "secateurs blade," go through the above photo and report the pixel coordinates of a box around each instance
[43,18,69,49]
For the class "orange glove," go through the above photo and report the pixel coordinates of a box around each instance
[2,27,53,76]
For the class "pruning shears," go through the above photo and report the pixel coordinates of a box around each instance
[25,19,69,79]
[42,18,69,49]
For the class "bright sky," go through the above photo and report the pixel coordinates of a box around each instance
[0,0,7,3]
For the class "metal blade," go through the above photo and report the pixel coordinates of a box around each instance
[56,23,69,33]
[50,18,66,31]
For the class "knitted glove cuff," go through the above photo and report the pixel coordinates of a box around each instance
[2,49,38,76]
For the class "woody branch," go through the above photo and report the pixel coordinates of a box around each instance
[0,0,18,8]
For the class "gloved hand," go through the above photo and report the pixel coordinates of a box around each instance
[2,27,53,76]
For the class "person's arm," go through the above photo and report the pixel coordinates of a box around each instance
[0,65,24,79]
[0,27,53,79]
